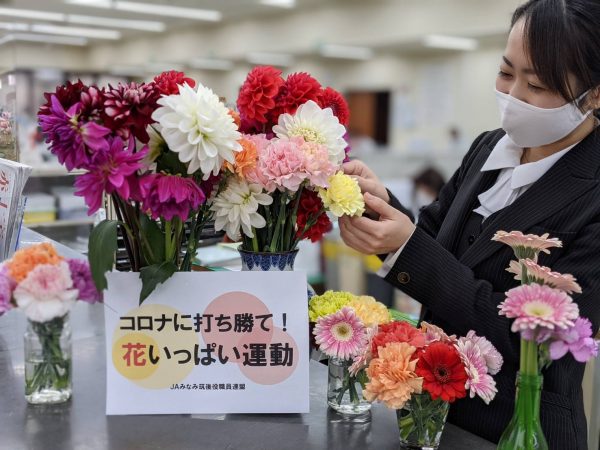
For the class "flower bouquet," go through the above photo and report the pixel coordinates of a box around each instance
[493,231,599,450]
[360,321,503,449]
[309,291,392,418]
[0,110,17,160]
[213,67,363,270]
[38,71,242,301]
[0,243,101,404]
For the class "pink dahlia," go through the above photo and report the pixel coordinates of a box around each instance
[237,66,284,124]
[67,258,102,304]
[499,283,579,335]
[39,80,87,116]
[455,338,498,404]
[492,230,562,261]
[507,259,582,294]
[259,137,308,192]
[464,330,503,375]
[313,306,368,360]
[74,137,147,214]
[104,82,159,143]
[301,140,336,188]
[38,95,111,171]
[549,317,598,363]
[142,173,206,221]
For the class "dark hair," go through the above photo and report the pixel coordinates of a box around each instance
[413,168,445,197]
[512,0,600,108]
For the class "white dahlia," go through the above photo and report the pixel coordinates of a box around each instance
[151,83,242,178]
[272,100,347,166]
[211,177,273,240]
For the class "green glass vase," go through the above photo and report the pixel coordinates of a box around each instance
[497,372,548,450]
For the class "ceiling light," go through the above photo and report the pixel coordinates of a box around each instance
[0,33,88,46]
[423,35,478,51]
[67,15,165,32]
[0,22,29,32]
[260,0,296,8]
[319,44,373,60]
[189,58,234,71]
[0,7,65,21]
[31,24,121,40]
[66,0,222,21]
[247,52,294,67]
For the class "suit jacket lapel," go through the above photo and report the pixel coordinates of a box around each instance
[459,129,600,269]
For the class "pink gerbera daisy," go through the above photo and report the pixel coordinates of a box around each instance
[499,283,579,334]
[507,259,582,294]
[455,338,498,404]
[313,307,367,360]
[492,230,562,261]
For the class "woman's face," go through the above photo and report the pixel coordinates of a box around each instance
[496,19,577,109]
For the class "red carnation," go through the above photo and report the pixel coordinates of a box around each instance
[237,66,284,125]
[153,70,196,96]
[415,341,468,403]
[319,87,350,126]
[296,190,332,243]
[270,72,322,120]
[371,321,427,358]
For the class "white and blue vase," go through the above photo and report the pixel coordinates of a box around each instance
[238,248,299,272]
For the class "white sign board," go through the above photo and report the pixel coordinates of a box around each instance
[104,271,310,415]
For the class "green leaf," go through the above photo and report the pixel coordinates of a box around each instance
[389,309,418,326]
[88,219,119,292]
[156,150,188,176]
[139,214,165,264]
[139,261,178,304]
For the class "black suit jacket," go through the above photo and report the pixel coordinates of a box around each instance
[383,128,600,449]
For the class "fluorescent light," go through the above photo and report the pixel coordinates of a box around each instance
[66,0,222,21]
[320,44,373,60]
[0,33,88,46]
[260,0,296,8]
[189,58,234,71]
[0,22,29,32]
[0,7,65,21]
[31,24,121,40]
[66,15,165,32]
[423,35,478,51]
[247,52,294,67]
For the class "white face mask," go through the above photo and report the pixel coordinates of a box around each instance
[414,190,435,210]
[495,89,592,147]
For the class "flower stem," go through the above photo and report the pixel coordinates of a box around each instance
[252,233,259,252]
[269,192,288,252]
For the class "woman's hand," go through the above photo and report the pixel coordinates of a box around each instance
[343,160,390,204]
[339,193,416,255]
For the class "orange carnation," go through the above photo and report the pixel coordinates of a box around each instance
[7,243,63,283]
[364,342,423,409]
[224,138,258,178]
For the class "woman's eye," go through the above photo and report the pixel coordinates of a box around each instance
[528,83,544,92]
[498,70,512,79]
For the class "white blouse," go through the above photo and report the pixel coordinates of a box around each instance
[377,134,577,278]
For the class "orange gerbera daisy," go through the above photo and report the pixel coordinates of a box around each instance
[7,243,63,283]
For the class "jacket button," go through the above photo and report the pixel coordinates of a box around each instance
[468,235,475,245]
[397,272,410,284]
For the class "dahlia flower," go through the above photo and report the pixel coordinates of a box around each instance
[153,70,196,96]
[318,172,365,217]
[319,87,350,126]
[223,137,258,179]
[259,137,308,192]
[211,177,273,240]
[507,259,582,294]
[295,189,332,243]
[273,100,347,166]
[237,66,284,124]
[301,140,336,188]
[492,230,562,261]
[313,307,368,360]
[152,83,242,177]
[142,173,206,222]
[270,72,323,119]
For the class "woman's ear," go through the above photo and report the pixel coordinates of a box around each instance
[585,86,600,111]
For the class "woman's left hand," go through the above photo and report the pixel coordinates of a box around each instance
[339,192,416,255]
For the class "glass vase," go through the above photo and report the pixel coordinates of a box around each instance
[327,357,371,421]
[497,372,548,450]
[24,314,72,404]
[396,393,450,450]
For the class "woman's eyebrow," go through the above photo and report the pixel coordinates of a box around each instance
[503,55,536,74]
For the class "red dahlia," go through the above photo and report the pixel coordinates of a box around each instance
[319,87,350,126]
[237,66,284,124]
[296,190,332,243]
[153,70,196,96]
[104,82,159,143]
[371,321,427,358]
[270,72,322,120]
[39,80,87,116]
[415,341,468,403]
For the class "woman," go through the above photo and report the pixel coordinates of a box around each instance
[340,1,600,448]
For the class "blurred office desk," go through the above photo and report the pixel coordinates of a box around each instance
[0,303,495,450]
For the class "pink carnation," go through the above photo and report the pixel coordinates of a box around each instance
[464,330,503,375]
[259,137,308,192]
[420,321,457,344]
[499,283,579,335]
[507,259,582,294]
[0,266,15,316]
[301,140,336,188]
[455,338,498,404]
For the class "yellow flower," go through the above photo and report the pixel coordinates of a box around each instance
[308,290,355,322]
[319,172,365,217]
[348,295,391,327]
